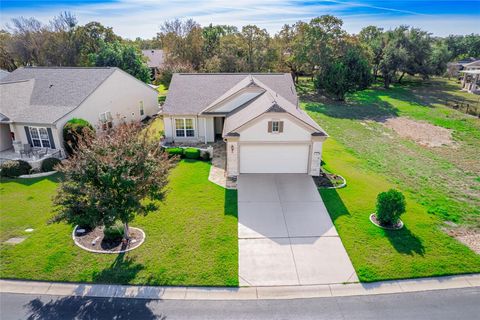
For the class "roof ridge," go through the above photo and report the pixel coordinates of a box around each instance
[21,66,115,70]
[177,72,289,75]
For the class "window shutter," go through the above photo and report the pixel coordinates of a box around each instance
[24,126,33,146]
[267,121,272,133]
[47,128,56,149]
[279,121,284,133]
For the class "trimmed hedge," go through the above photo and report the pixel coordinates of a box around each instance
[41,157,61,172]
[165,147,184,157]
[376,189,406,226]
[184,148,200,159]
[0,160,32,178]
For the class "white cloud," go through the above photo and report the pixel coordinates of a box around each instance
[1,0,477,38]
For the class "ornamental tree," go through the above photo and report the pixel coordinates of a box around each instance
[52,122,174,239]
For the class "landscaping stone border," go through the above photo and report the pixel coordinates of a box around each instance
[320,174,347,189]
[369,213,404,230]
[18,171,57,179]
[72,226,146,254]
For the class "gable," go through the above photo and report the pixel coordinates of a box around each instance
[203,87,265,114]
[237,113,315,142]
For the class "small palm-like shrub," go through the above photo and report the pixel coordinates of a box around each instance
[0,160,32,177]
[103,223,125,241]
[376,189,406,226]
[41,158,61,172]
[184,148,200,159]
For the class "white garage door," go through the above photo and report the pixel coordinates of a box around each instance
[240,144,310,173]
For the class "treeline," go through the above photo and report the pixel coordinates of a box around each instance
[0,12,150,82]
[1,12,479,100]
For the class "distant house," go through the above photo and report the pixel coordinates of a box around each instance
[163,73,328,177]
[0,67,159,160]
[460,60,480,94]
[141,49,165,80]
[447,58,478,78]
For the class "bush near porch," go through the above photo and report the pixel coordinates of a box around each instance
[0,160,238,286]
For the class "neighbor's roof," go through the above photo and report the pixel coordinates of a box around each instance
[163,73,298,115]
[142,49,165,68]
[222,76,326,136]
[0,67,116,124]
[464,60,480,68]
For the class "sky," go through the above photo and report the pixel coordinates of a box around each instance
[0,0,479,39]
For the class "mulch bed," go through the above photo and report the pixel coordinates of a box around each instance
[313,171,345,188]
[370,213,404,230]
[74,226,144,253]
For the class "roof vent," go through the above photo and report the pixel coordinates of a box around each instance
[49,84,54,88]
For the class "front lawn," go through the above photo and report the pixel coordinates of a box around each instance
[0,160,238,286]
[300,76,480,282]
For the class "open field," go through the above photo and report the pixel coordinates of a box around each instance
[300,76,480,281]
[0,160,238,286]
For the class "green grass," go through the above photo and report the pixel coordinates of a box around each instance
[300,76,480,282]
[145,117,164,141]
[0,160,238,286]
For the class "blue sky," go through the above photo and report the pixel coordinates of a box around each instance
[1,1,479,39]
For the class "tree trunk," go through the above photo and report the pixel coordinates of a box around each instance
[123,222,130,240]
[398,71,406,84]
[384,76,390,89]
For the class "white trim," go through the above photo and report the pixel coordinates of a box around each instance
[28,126,52,148]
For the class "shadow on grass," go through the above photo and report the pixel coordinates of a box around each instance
[224,188,238,218]
[383,226,425,256]
[319,188,350,223]
[0,173,62,186]
[24,296,161,320]
[92,253,144,284]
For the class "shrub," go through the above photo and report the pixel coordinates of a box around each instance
[376,189,406,226]
[103,222,125,241]
[165,147,184,157]
[0,160,32,177]
[184,148,200,159]
[200,150,211,161]
[41,158,61,172]
[63,118,94,156]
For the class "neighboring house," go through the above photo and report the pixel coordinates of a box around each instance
[0,69,10,80]
[141,49,165,80]
[447,57,478,78]
[460,60,480,94]
[163,73,328,177]
[0,67,158,156]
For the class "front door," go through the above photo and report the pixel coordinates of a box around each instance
[214,117,224,140]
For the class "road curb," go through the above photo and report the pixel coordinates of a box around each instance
[1,274,479,300]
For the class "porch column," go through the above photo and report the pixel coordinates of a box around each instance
[226,135,239,177]
[309,134,328,176]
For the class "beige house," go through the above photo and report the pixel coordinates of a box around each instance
[162,73,328,177]
[0,67,159,162]
[141,49,165,80]
[460,60,480,94]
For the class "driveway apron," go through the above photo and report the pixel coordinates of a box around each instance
[237,174,358,286]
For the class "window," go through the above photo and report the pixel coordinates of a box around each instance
[175,118,195,137]
[140,101,145,116]
[268,121,283,133]
[29,127,51,148]
[99,111,113,130]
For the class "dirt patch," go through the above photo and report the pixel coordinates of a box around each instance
[383,117,454,147]
[74,226,144,253]
[445,228,480,254]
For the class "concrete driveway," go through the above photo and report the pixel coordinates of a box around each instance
[238,174,358,286]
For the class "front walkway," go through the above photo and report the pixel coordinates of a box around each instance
[208,141,237,189]
[238,174,357,286]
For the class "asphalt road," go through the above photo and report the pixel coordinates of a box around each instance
[1,287,479,320]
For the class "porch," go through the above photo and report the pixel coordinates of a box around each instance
[0,147,63,169]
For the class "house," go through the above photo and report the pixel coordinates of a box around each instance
[460,60,480,94]
[447,57,478,78]
[141,49,165,80]
[0,67,159,160]
[162,73,328,177]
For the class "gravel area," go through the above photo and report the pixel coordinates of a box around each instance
[383,117,454,147]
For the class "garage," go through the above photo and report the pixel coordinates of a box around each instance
[239,144,310,173]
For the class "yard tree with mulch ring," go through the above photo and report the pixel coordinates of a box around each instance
[52,122,174,241]
[375,189,406,227]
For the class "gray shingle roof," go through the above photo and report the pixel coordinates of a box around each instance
[163,73,298,115]
[0,67,116,124]
[0,69,10,80]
